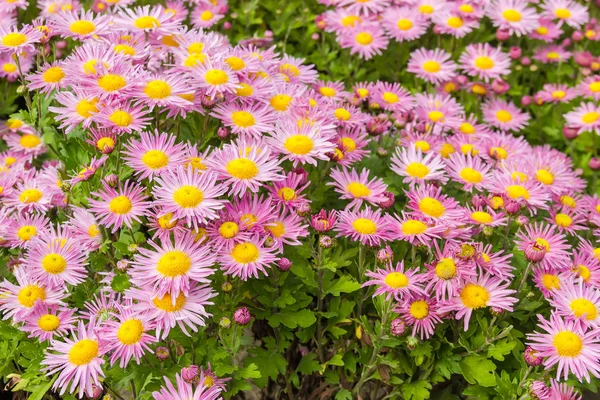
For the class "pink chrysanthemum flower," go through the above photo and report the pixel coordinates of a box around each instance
[335,208,393,247]
[225,194,274,233]
[5,180,52,213]
[218,235,278,280]
[474,243,514,280]
[278,55,318,85]
[328,167,387,209]
[266,208,309,251]
[481,98,530,132]
[20,303,76,342]
[446,153,491,192]
[381,7,429,42]
[537,84,576,104]
[25,235,88,287]
[5,212,50,248]
[314,80,347,101]
[548,379,582,400]
[132,72,191,110]
[371,81,414,112]
[0,268,65,322]
[50,9,110,40]
[533,45,572,64]
[405,184,463,225]
[487,171,550,213]
[128,283,215,339]
[542,0,589,28]
[432,11,480,38]
[546,207,587,235]
[130,234,216,298]
[152,165,227,229]
[338,23,389,60]
[68,207,102,251]
[85,62,139,101]
[268,121,336,167]
[123,131,186,181]
[339,0,390,16]
[439,275,516,331]
[205,212,252,251]
[27,61,67,94]
[397,295,442,339]
[207,138,283,197]
[527,313,600,382]
[363,261,426,302]
[464,207,507,230]
[153,372,224,400]
[516,222,571,270]
[568,251,600,289]
[5,132,46,156]
[191,4,225,29]
[389,212,446,246]
[425,243,478,300]
[94,101,152,134]
[531,18,564,42]
[577,76,600,100]
[335,126,370,166]
[415,93,464,130]
[487,0,539,36]
[193,59,239,99]
[49,91,100,133]
[390,146,447,186]
[0,25,42,55]
[211,102,276,138]
[267,172,310,211]
[564,102,600,135]
[115,5,179,34]
[88,181,152,234]
[459,43,511,82]
[533,266,567,297]
[148,208,187,243]
[407,47,457,84]
[550,278,600,329]
[102,305,157,368]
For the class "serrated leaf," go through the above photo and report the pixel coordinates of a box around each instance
[402,381,432,400]
[238,363,261,379]
[459,355,496,387]
[267,309,316,329]
[487,339,517,361]
[111,274,131,292]
[296,353,320,374]
[325,275,361,296]
[335,388,353,400]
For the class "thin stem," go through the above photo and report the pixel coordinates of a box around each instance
[316,244,325,363]
[516,262,534,293]
[130,380,136,400]
[513,366,533,400]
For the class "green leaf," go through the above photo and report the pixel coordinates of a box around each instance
[402,381,432,400]
[238,363,261,379]
[487,339,517,361]
[111,274,131,292]
[459,355,496,387]
[267,309,316,329]
[335,388,353,400]
[324,353,344,367]
[296,354,320,374]
[325,275,361,296]
[27,376,57,400]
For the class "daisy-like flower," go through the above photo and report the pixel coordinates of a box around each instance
[314,80,347,101]
[5,212,50,248]
[381,7,429,42]
[278,55,318,84]
[550,278,600,328]
[425,243,478,300]
[50,9,109,40]
[568,251,600,289]
[487,0,539,36]
[414,93,464,130]
[459,43,511,82]
[516,222,571,270]
[5,180,52,213]
[363,261,426,302]
[226,194,274,232]
[335,208,393,247]
[338,23,389,60]
[102,305,156,368]
[526,313,600,382]
[390,146,447,186]
[432,11,480,38]
[389,212,445,246]
[533,45,572,64]
[20,303,76,342]
[405,184,463,225]
[129,234,216,298]
[267,172,310,210]
[465,207,507,229]
[537,84,577,104]
[42,321,106,398]
[371,81,414,112]
[27,61,67,94]
[542,0,589,28]
[481,98,530,132]
[49,91,100,133]
[407,47,457,84]
[88,181,152,233]
[328,167,387,209]
[397,295,442,339]
[474,243,514,280]
[5,132,46,156]
[193,59,240,99]
[546,207,587,235]
[94,101,152,134]
[133,73,191,110]
[533,266,568,297]
[335,126,370,166]
[153,372,224,400]
[68,207,102,251]
[269,121,336,167]
[547,379,582,400]
[564,102,600,135]
[438,275,517,331]
[123,131,186,181]
[115,5,179,34]
[265,208,309,250]
[25,235,88,287]
[211,102,276,138]
[207,137,283,197]
[219,235,278,280]
[531,18,564,42]
[577,76,600,101]
[152,165,227,229]
[191,4,225,29]
[339,0,390,16]
[0,25,42,55]
[85,61,139,101]
[446,153,491,191]
[128,283,215,339]
[205,211,252,251]
[0,268,65,322]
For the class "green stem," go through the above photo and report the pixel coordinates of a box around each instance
[516,262,533,293]
[316,244,325,363]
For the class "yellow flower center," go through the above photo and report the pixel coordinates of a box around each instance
[401,220,427,235]
[418,197,445,218]
[280,63,301,76]
[142,149,169,169]
[506,185,529,200]
[459,122,475,134]
[355,32,373,45]
[428,111,444,122]
[546,52,560,60]
[173,185,204,208]
[582,112,599,124]
[109,195,132,214]
[418,4,434,14]
[352,218,377,234]
[460,283,490,309]
[382,92,399,104]
[42,253,67,274]
[200,10,214,21]
[495,110,513,123]
[185,157,206,171]
[241,213,258,228]
[460,167,483,184]
[575,265,591,282]
[42,66,65,83]
[284,135,314,155]
[552,90,566,100]
[20,134,41,149]
[553,331,582,357]
[70,20,96,35]
[134,16,161,29]
[589,82,600,93]
[68,339,99,366]
[384,272,409,289]
[319,86,336,97]
[19,188,43,203]
[447,16,463,28]
[410,300,429,319]
[334,108,351,121]
[17,225,37,241]
[117,319,144,345]
[502,9,521,22]
[157,250,191,277]
[471,211,493,224]
[17,285,45,307]
[153,293,186,312]
[231,242,259,263]
[226,158,259,179]
[231,111,256,127]
[219,222,239,239]
[542,274,560,290]
[96,137,115,151]
[406,162,430,178]
[278,187,296,201]
[98,74,126,92]
[536,26,549,35]
[490,146,508,160]
[205,69,228,85]
[535,169,554,185]
[88,224,99,237]
[475,56,494,70]
[114,44,135,55]
[570,298,597,320]
[76,99,99,118]
[460,4,474,13]
[267,222,285,237]
[560,195,577,208]
[346,182,371,198]
[2,33,27,47]
[270,94,293,111]
[414,140,430,152]
[555,213,572,227]
[144,80,171,99]
[422,60,441,73]
[535,237,550,252]
[38,314,60,331]
[236,83,254,97]
[435,258,457,280]
[341,15,361,27]
[2,63,16,73]
[110,110,133,127]
[158,213,177,229]
[555,8,571,19]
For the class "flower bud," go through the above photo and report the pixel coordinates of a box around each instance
[319,235,334,248]
[521,95,532,107]
[234,307,251,325]
[291,167,308,185]
[524,346,543,366]
[496,28,510,41]
[572,30,584,42]
[104,174,119,188]
[482,226,494,236]
[181,365,199,384]
[515,215,529,226]
[156,346,169,361]
[524,241,547,262]
[563,126,579,140]
[521,56,531,66]
[509,46,522,59]
[390,318,406,336]
[311,209,337,232]
[217,127,229,139]
[116,260,129,271]
[376,147,388,157]
[378,191,395,209]
[589,157,600,171]
[376,246,393,264]
[221,281,232,292]
[471,194,487,208]
[504,199,522,215]
[295,202,311,216]
[406,335,419,350]
[219,317,231,329]
[278,257,292,271]
[311,33,319,40]
[223,21,231,30]
[490,307,505,316]
[530,380,550,400]
[90,384,103,399]
[127,243,138,253]
[264,236,275,248]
